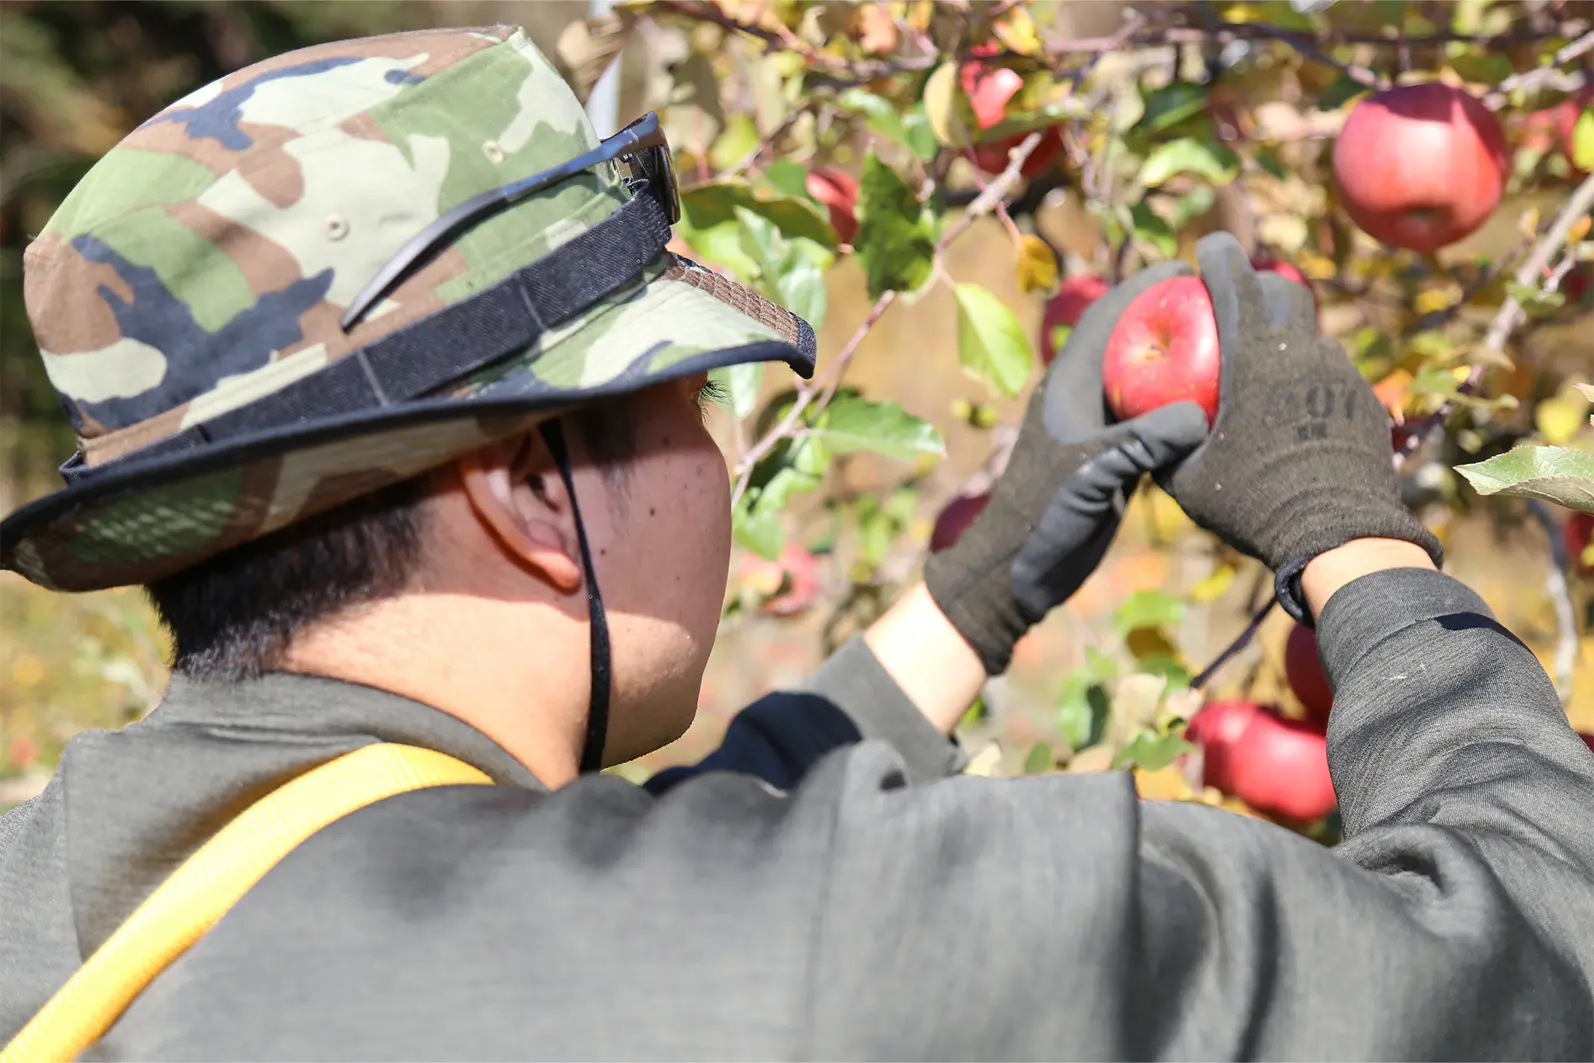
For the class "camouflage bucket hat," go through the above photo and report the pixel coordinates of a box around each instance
[1,25,815,593]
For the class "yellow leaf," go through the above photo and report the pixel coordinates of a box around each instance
[1126,626,1180,663]
[1218,2,1264,23]
[923,61,974,148]
[1015,234,1058,294]
[1583,542,1594,570]
[1570,213,1592,245]
[1297,251,1337,281]
[1519,205,1542,242]
[993,4,1043,56]
[1536,396,1587,445]
[1413,287,1456,316]
[1134,766,1194,802]
[1190,562,1237,604]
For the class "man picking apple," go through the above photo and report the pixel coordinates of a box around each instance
[3,28,1593,1061]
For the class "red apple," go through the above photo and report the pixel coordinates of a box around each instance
[1284,622,1334,722]
[959,58,1065,177]
[1186,699,1264,795]
[1579,732,1594,754]
[1041,273,1110,364]
[805,166,858,245]
[737,544,820,617]
[1565,511,1594,576]
[930,493,991,553]
[1332,82,1508,252]
[971,128,1066,178]
[1251,255,1319,313]
[1227,708,1337,822]
[1102,275,1221,425]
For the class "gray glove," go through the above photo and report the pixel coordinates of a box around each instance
[1157,233,1443,621]
[925,264,1209,675]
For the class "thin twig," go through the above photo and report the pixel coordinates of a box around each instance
[1237,19,1384,88]
[1528,499,1579,703]
[1396,172,1594,465]
[1487,30,1594,107]
[1192,599,1276,691]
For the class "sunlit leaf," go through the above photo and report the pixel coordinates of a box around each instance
[1455,446,1594,515]
[1023,741,1054,775]
[1190,562,1237,603]
[1128,200,1178,258]
[1015,234,1058,294]
[1573,107,1594,173]
[736,206,829,331]
[1113,589,1187,636]
[1137,81,1208,134]
[811,394,945,460]
[954,283,1033,398]
[923,60,975,148]
[1139,137,1239,188]
[1112,730,1198,772]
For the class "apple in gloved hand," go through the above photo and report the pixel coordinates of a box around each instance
[1101,276,1221,425]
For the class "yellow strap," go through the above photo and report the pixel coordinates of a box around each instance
[2,743,492,1063]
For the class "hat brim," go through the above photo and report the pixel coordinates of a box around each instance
[2,264,812,592]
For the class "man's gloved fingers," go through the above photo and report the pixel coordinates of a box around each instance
[1117,402,1210,469]
[1043,260,1196,441]
[1193,232,1268,358]
[1256,271,1317,332]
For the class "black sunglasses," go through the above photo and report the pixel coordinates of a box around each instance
[340,111,680,331]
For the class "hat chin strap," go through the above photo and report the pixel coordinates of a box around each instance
[538,420,611,775]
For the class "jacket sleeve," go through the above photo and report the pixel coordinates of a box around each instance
[645,635,967,795]
[803,568,1594,1060]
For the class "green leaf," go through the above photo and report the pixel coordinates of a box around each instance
[811,394,945,461]
[1573,107,1594,173]
[734,435,832,558]
[838,88,908,144]
[1057,678,1112,752]
[854,152,937,299]
[953,284,1033,398]
[763,159,814,202]
[1111,730,1197,773]
[1139,137,1239,188]
[1138,655,1192,690]
[1455,445,1594,514]
[735,206,829,330]
[1113,589,1187,637]
[675,181,836,279]
[1137,81,1209,134]
[1129,200,1178,258]
[1023,742,1055,775]
[901,103,941,161]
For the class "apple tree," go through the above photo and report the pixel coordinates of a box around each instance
[569,0,1594,830]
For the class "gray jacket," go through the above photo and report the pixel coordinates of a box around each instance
[3,568,1592,1060]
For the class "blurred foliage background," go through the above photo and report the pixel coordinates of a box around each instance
[2,0,1592,820]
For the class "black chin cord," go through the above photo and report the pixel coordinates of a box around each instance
[539,420,611,774]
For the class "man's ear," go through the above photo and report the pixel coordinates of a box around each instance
[456,433,583,594]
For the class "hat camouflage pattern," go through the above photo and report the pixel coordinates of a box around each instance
[2,24,814,593]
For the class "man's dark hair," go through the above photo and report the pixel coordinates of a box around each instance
[147,404,638,681]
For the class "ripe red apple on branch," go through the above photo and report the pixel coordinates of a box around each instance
[735,544,820,618]
[958,58,1064,178]
[1101,276,1221,425]
[1332,82,1508,252]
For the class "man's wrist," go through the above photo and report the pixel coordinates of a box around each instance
[862,582,988,735]
[1300,538,1437,621]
